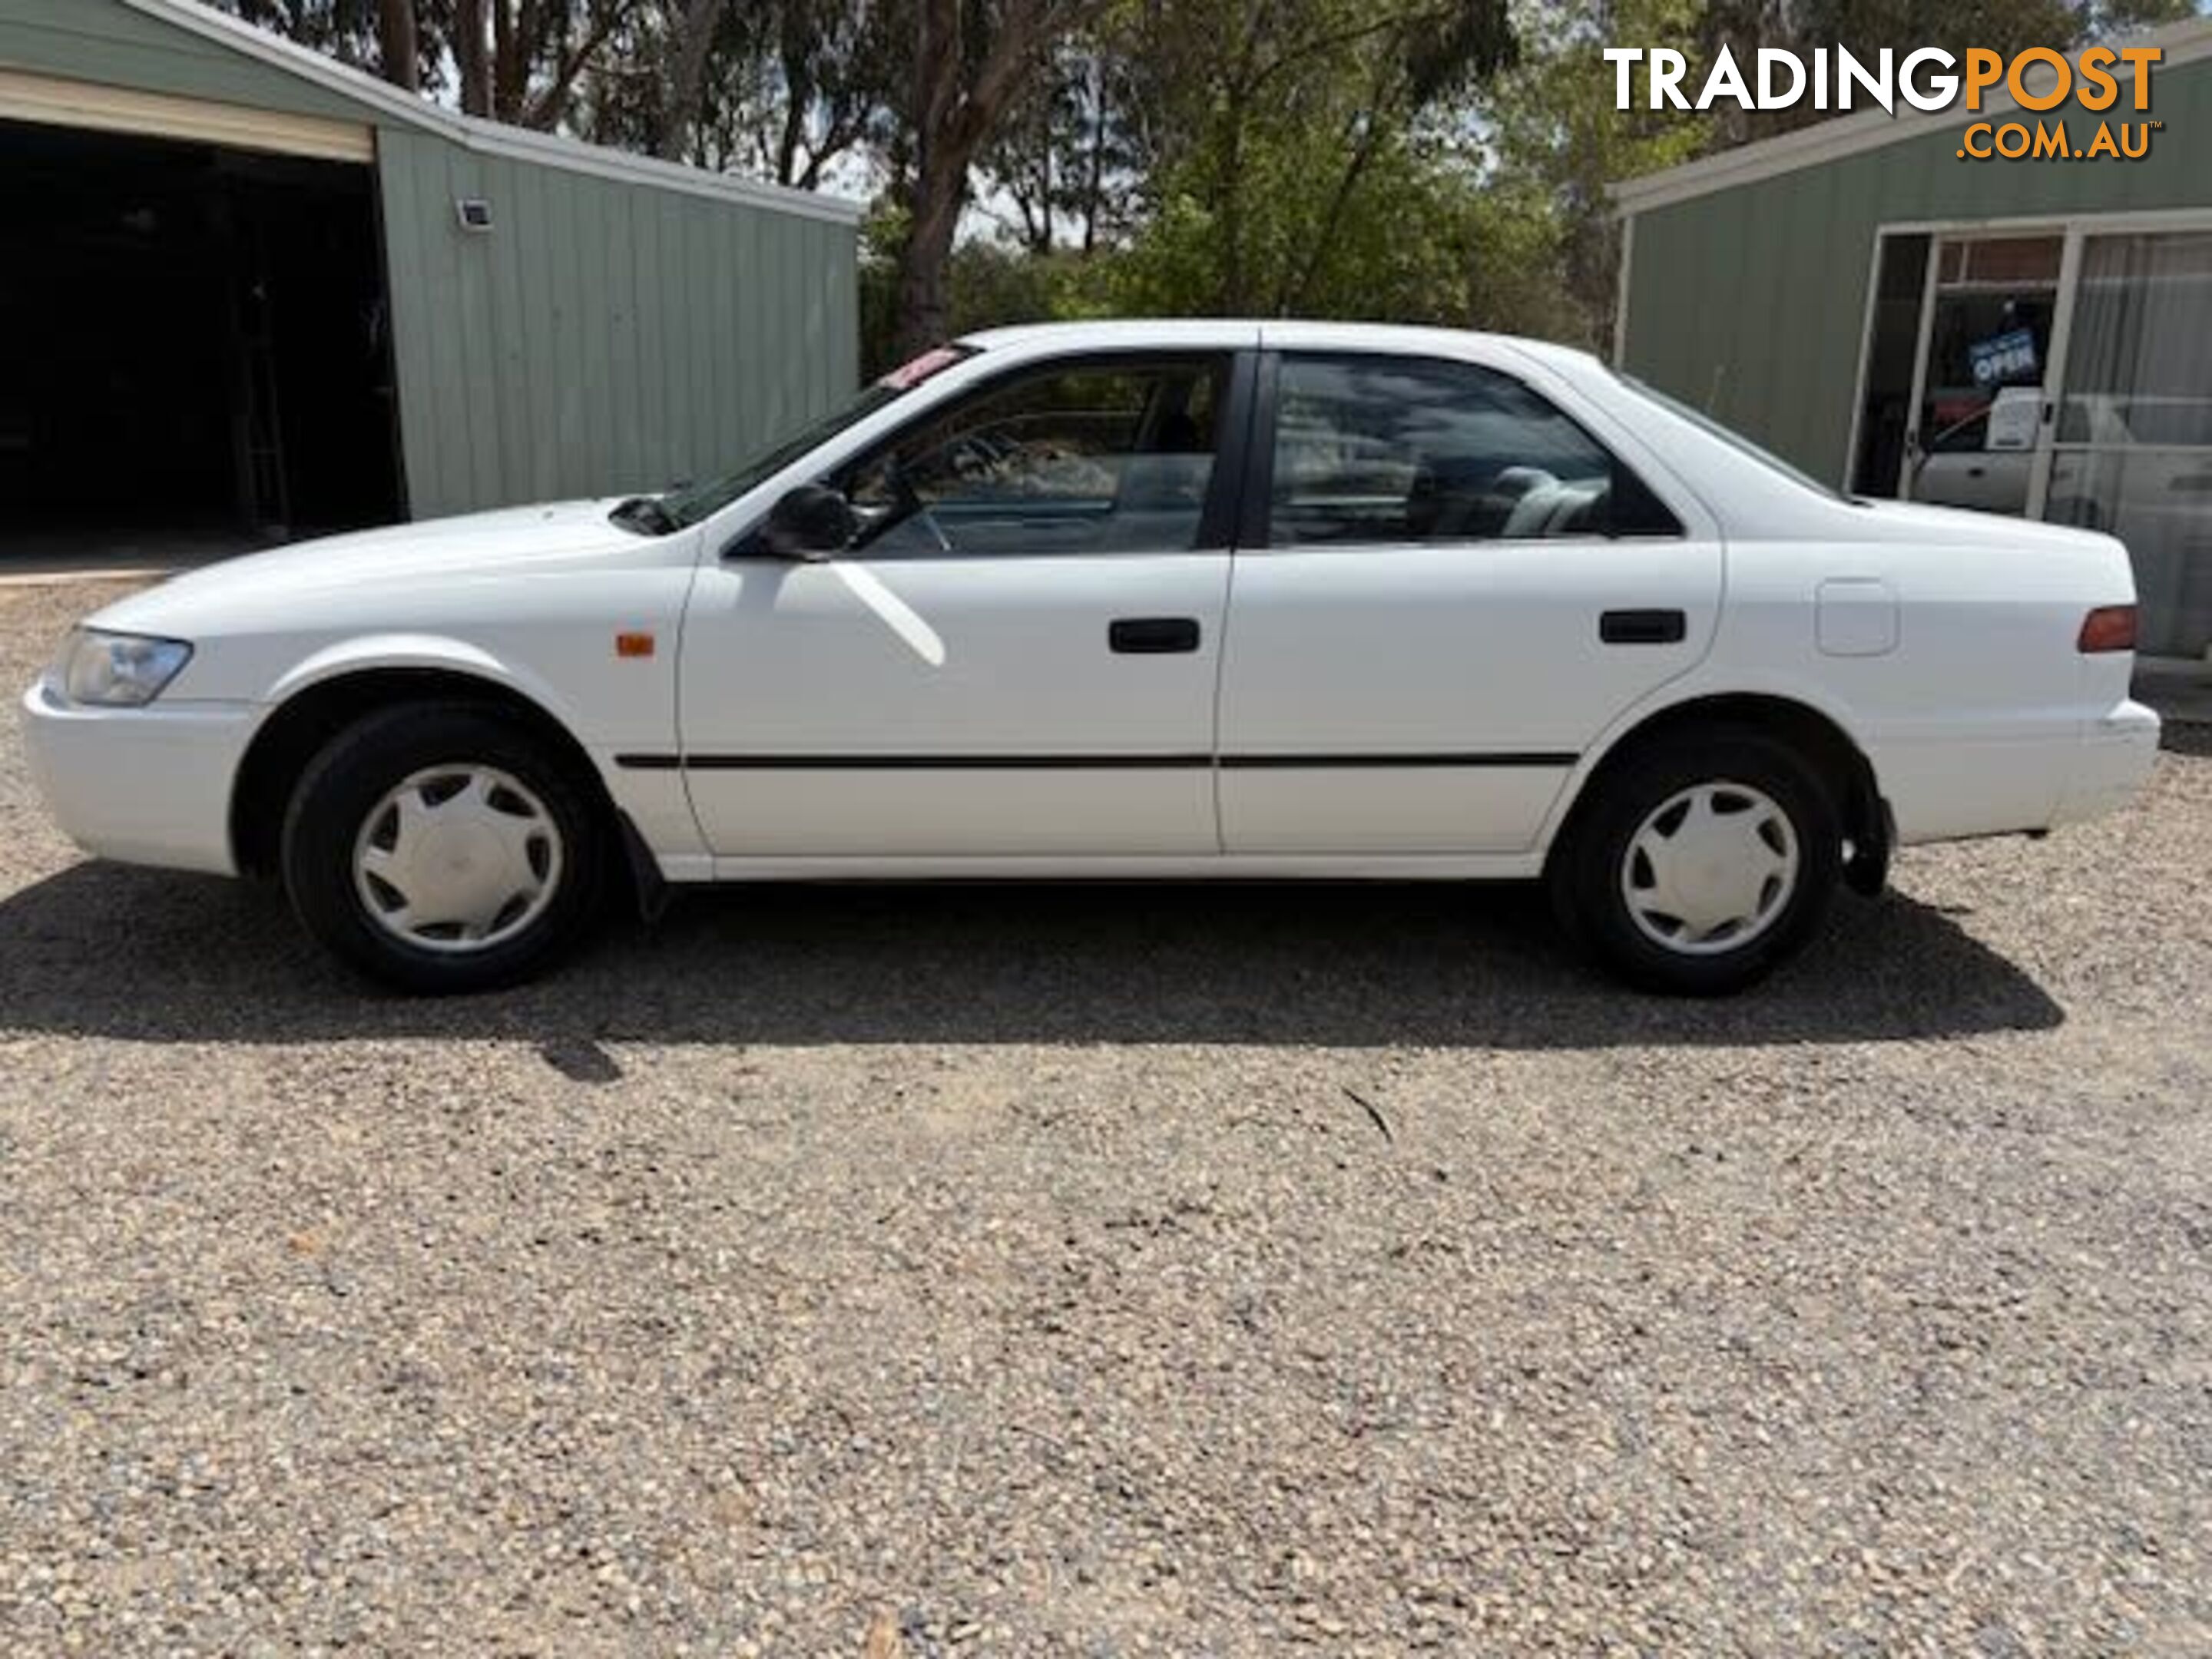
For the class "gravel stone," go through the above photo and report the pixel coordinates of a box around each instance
[2,578,2207,1654]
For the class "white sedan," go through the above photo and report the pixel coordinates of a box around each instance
[22,321,2160,995]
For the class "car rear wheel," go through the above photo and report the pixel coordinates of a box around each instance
[281,704,604,993]
[1550,725,1841,995]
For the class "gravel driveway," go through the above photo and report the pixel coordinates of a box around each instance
[2,578,2207,1657]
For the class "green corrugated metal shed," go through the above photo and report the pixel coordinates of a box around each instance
[1613,18,2212,486]
[0,0,861,521]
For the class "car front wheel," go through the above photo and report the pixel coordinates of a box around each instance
[280,703,605,993]
[1550,726,1842,995]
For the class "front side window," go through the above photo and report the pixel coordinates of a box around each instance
[659,344,977,529]
[840,356,1226,558]
[1268,354,1680,547]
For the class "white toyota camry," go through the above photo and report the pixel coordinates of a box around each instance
[22,321,2159,995]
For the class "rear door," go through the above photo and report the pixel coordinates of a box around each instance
[1217,345,1723,855]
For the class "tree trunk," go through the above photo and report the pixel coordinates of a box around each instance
[1213,7,1265,313]
[775,85,808,187]
[893,0,1100,359]
[523,10,621,133]
[1081,57,1108,255]
[377,0,419,92]
[657,0,727,162]
[491,0,523,123]
[893,0,965,359]
[894,163,965,359]
[1035,105,1054,253]
[1214,109,1245,313]
[1283,118,1382,314]
[454,0,491,117]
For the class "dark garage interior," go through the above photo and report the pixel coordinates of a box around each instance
[0,119,403,563]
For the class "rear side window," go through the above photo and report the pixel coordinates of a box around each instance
[1267,354,1681,547]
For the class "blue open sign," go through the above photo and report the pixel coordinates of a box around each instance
[1969,328,2038,387]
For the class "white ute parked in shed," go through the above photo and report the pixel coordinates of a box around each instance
[22,321,2160,995]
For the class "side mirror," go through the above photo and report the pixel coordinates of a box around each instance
[756,484,856,560]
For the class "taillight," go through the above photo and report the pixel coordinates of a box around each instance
[2078,604,2137,653]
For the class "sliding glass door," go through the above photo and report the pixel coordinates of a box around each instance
[1902,233,2060,513]
[2043,230,2212,657]
[1854,217,2212,659]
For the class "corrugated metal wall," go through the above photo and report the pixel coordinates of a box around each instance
[1,0,862,523]
[375,127,859,518]
[1621,55,2212,483]
[0,0,370,121]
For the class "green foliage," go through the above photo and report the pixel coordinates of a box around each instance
[1093,0,1515,316]
[1110,150,1462,323]
[1482,0,1710,348]
[853,0,1673,365]
[2088,0,2200,31]
[223,0,2207,368]
[859,204,1125,374]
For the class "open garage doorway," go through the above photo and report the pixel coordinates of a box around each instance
[0,118,403,568]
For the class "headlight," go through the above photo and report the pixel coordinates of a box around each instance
[57,628,194,707]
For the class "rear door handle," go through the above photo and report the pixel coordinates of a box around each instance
[1109,617,1201,654]
[1599,608,1687,645]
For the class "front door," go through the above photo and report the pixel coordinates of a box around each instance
[677,351,1242,858]
[1216,348,1723,856]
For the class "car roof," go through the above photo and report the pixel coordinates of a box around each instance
[957,318,1604,376]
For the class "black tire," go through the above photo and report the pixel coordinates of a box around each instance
[1548,724,1842,995]
[280,702,606,993]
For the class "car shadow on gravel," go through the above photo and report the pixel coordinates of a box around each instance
[0,860,2061,1050]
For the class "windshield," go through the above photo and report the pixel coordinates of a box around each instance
[1611,370,1847,502]
[654,344,978,529]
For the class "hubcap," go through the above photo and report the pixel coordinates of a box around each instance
[352,766,563,954]
[1620,780,1800,956]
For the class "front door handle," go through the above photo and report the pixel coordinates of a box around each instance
[1109,617,1201,654]
[1599,608,1687,645]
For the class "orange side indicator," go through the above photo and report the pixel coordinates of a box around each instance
[616,631,656,659]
